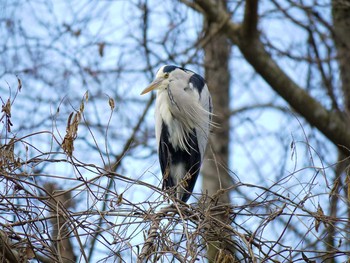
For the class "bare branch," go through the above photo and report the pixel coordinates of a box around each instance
[242,0,259,38]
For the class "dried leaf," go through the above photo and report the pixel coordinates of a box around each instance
[17,76,22,91]
[66,112,74,130]
[315,218,320,233]
[2,99,11,117]
[117,193,123,205]
[315,203,324,232]
[109,97,115,110]
[98,42,105,57]
[79,92,88,112]
[73,112,81,129]
[74,29,81,37]
[317,203,324,216]
[5,138,16,163]
[15,157,21,168]
[80,101,85,113]
[61,112,81,157]
[62,136,73,157]
[330,177,339,196]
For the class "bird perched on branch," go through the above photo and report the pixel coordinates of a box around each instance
[141,65,212,202]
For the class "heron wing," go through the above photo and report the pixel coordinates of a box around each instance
[197,83,212,160]
[188,74,212,160]
[158,121,172,187]
[158,122,201,202]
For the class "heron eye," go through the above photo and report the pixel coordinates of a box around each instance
[164,73,169,79]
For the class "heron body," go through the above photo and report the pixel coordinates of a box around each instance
[141,65,212,202]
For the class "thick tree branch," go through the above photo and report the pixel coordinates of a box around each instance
[189,0,350,155]
[242,0,259,38]
[193,0,233,27]
[237,38,350,153]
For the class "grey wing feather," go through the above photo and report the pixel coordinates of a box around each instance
[155,105,162,151]
[197,83,212,160]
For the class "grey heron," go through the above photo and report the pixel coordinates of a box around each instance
[141,65,212,203]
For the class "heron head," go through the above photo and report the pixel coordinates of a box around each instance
[140,65,177,95]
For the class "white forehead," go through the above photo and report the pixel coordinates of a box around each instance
[156,65,167,77]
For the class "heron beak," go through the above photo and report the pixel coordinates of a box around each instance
[140,78,164,95]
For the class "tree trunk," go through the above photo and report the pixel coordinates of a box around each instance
[202,0,234,261]
[331,1,350,260]
[332,0,350,116]
[45,183,77,263]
